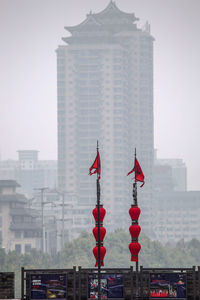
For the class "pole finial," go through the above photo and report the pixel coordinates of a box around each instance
[97,140,99,151]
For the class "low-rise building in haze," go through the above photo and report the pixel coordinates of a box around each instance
[0,180,41,253]
[152,152,199,244]
[0,150,57,196]
[152,191,200,244]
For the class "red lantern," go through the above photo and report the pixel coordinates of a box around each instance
[92,205,106,223]
[93,246,106,267]
[129,224,141,239]
[93,226,106,242]
[129,205,140,220]
[129,242,141,262]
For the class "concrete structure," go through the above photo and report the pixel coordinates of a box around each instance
[0,150,57,196]
[57,1,154,238]
[0,180,41,253]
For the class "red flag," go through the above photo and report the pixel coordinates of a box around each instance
[89,151,101,180]
[127,158,145,187]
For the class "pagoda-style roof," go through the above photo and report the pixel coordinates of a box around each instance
[91,1,138,22]
[64,1,139,36]
[65,14,102,33]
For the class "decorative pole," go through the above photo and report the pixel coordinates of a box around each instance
[127,149,144,270]
[134,148,139,272]
[89,141,106,300]
[96,141,101,300]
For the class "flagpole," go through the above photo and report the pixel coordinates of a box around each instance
[134,148,138,272]
[134,148,137,205]
[96,140,101,300]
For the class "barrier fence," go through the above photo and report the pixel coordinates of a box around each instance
[0,268,195,299]
[19,266,200,300]
[0,272,14,299]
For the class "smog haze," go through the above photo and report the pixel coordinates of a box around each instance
[0,0,200,190]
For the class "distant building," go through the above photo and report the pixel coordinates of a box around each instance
[57,1,154,238]
[0,180,41,253]
[152,152,200,244]
[152,191,200,243]
[0,150,57,196]
[153,164,174,192]
[154,150,187,192]
[156,158,187,191]
[31,189,60,253]
[32,189,92,248]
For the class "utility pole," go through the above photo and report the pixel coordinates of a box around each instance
[55,190,75,250]
[55,190,66,250]
[61,192,65,249]
[34,187,49,253]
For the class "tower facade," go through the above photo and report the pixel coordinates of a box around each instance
[57,1,154,238]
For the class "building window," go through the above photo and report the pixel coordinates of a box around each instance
[24,231,33,238]
[15,231,21,238]
[25,244,31,253]
[15,244,21,254]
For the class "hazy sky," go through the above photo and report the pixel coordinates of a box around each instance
[0,0,200,190]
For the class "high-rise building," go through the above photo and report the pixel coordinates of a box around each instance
[57,1,154,238]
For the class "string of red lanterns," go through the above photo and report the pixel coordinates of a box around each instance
[92,204,106,266]
[129,204,141,262]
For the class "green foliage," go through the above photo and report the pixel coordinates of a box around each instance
[1,230,200,297]
[0,248,6,267]
[58,231,94,268]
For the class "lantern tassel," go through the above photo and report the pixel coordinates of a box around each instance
[131,255,138,262]
[95,260,104,267]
